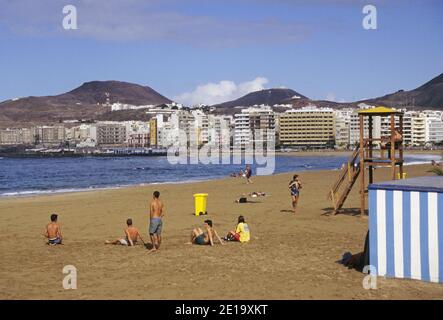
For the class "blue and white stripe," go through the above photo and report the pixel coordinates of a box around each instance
[369,189,443,283]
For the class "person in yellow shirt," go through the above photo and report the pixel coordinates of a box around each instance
[224,216,250,243]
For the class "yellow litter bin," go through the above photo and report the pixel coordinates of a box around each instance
[397,173,407,180]
[193,193,208,216]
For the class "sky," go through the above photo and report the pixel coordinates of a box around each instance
[0,0,442,105]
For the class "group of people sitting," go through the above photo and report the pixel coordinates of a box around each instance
[43,212,250,248]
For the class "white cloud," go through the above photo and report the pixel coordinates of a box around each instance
[175,77,269,106]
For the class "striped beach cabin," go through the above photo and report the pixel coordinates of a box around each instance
[369,176,443,283]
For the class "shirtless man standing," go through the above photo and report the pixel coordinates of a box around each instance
[43,213,63,245]
[105,218,145,246]
[149,191,164,252]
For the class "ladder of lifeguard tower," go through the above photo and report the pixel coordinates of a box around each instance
[328,146,361,214]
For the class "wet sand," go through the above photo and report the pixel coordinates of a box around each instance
[0,163,442,299]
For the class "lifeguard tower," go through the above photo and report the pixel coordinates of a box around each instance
[329,107,404,215]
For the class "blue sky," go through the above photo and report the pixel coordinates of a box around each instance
[0,0,442,105]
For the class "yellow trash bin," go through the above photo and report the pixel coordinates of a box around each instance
[193,193,208,216]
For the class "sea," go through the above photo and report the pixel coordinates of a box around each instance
[0,153,440,197]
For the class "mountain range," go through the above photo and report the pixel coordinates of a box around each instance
[0,81,171,127]
[0,73,442,128]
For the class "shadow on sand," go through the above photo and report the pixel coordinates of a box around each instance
[321,207,368,217]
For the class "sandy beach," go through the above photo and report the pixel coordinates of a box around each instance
[0,163,442,300]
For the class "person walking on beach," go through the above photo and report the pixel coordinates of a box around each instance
[289,174,302,214]
[43,213,63,245]
[149,191,164,252]
[245,164,253,184]
[105,218,145,246]
[187,220,224,246]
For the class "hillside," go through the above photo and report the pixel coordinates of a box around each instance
[0,81,171,127]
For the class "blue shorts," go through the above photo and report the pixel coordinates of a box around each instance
[194,233,208,245]
[149,218,163,235]
[48,237,62,245]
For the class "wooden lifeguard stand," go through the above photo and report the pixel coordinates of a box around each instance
[328,107,404,215]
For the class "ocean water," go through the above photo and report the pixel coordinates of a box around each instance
[0,153,440,197]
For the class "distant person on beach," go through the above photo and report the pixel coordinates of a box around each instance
[223,216,251,243]
[43,213,62,245]
[105,218,145,246]
[249,191,266,197]
[245,165,253,184]
[431,160,441,167]
[289,174,302,214]
[187,220,224,246]
[149,191,164,252]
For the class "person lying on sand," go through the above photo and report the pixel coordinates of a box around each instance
[43,213,63,245]
[235,195,248,203]
[223,215,250,243]
[186,220,224,246]
[249,191,266,198]
[105,218,145,246]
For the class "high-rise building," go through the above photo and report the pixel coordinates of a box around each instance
[334,109,354,148]
[0,128,34,145]
[149,117,158,147]
[96,123,126,146]
[279,107,335,148]
[234,106,275,148]
[35,126,66,146]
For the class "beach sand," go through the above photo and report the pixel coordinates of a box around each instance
[0,163,442,300]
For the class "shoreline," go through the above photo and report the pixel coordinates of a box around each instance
[1,156,440,200]
[0,156,438,201]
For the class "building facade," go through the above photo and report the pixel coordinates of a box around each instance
[279,107,335,148]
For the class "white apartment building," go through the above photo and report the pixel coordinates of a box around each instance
[207,115,232,146]
[66,124,97,147]
[234,106,275,148]
[349,111,381,145]
[410,112,426,146]
[0,128,34,145]
[35,126,66,146]
[96,122,127,146]
[379,111,412,146]
[191,110,209,146]
[425,114,443,144]
[334,109,354,147]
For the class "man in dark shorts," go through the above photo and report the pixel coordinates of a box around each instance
[43,213,63,245]
[186,220,224,246]
[149,191,164,252]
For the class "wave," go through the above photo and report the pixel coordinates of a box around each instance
[0,177,221,198]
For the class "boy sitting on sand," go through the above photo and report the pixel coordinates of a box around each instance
[223,216,250,243]
[43,213,63,245]
[105,218,145,247]
[186,220,224,246]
